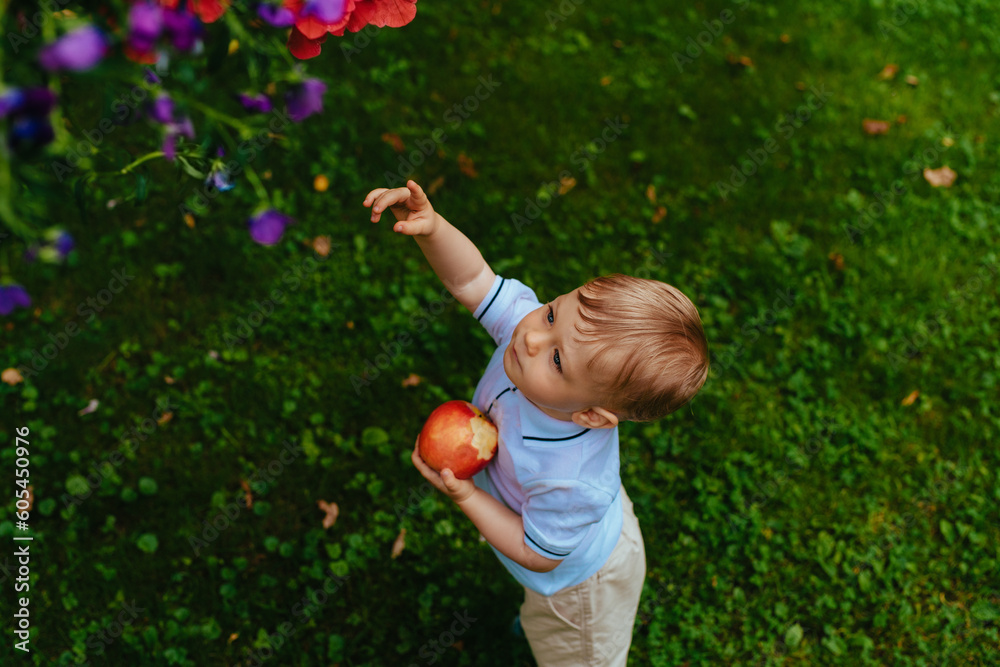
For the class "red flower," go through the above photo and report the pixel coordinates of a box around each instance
[188,0,228,23]
[286,0,417,59]
[347,0,417,31]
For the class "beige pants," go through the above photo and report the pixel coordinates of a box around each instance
[520,486,646,666]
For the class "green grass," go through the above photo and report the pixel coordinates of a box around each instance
[1,0,998,665]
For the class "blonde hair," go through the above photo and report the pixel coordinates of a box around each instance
[572,274,710,422]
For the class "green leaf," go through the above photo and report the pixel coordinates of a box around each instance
[362,426,389,448]
[784,623,803,648]
[66,475,90,496]
[139,477,158,495]
[136,533,159,553]
[971,599,1000,622]
[939,519,955,545]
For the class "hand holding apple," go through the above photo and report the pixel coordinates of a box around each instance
[417,400,498,480]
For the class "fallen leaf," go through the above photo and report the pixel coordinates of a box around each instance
[312,235,332,256]
[240,479,253,509]
[313,174,329,192]
[651,206,667,223]
[941,137,954,147]
[427,175,446,195]
[317,500,339,529]
[391,528,407,558]
[901,390,920,406]
[645,184,656,203]
[739,55,753,67]
[381,132,405,153]
[401,373,422,388]
[78,399,99,416]
[905,74,919,86]
[2,368,24,385]
[458,152,478,178]
[863,119,891,135]
[345,321,355,329]
[923,166,957,188]
[711,575,717,588]
[156,412,173,426]
[26,485,34,512]
[184,213,196,228]
[877,63,899,80]
[262,169,272,179]
[558,175,576,195]
[600,75,613,86]
[828,252,845,271]
[780,33,791,43]
[164,375,175,384]
[896,115,908,124]
[228,633,239,644]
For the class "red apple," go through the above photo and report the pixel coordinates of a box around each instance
[418,400,498,479]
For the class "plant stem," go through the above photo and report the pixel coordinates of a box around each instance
[217,124,270,203]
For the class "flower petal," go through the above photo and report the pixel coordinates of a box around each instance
[39,25,109,72]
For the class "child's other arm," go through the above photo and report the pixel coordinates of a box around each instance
[363,181,497,314]
[411,441,562,573]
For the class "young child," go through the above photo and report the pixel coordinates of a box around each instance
[363,180,710,666]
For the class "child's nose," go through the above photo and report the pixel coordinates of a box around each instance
[524,329,544,355]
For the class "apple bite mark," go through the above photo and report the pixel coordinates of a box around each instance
[470,417,498,460]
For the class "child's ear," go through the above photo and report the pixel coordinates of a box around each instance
[572,406,619,429]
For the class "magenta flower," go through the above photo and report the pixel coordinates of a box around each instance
[163,8,203,51]
[248,210,294,245]
[301,0,349,24]
[257,2,296,27]
[39,25,109,72]
[0,284,32,316]
[285,78,327,122]
[128,2,164,52]
[148,94,174,124]
[237,92,273,114]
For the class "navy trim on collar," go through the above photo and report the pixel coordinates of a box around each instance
[476,277,506,322]
[487,386,514,417]
[523,429,591,442]
[525,532,570,558]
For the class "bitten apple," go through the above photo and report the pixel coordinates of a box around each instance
[418,400,498,479]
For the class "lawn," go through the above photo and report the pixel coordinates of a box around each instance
[1,0,998,665]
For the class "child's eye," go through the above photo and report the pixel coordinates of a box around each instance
[546,305,562,373]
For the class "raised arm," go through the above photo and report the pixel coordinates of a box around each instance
[363,181,497,314]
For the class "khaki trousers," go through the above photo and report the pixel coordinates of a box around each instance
[520,486,646,666]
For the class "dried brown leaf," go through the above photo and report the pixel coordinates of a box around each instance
[458,152,479,179]
[558,176,576,195]
[312,235,332,256]
[391,528,407,559]
[427,175,446,195]
[401,373,422,388]
[381,132,405,153]
[318,500,339,529]
[2,368,24,385]
[923,166,957,188]
[877,63,899,80]
[901,390,920,406]
[862,119,891,135]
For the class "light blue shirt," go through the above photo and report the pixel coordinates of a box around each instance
[470,275,623,596]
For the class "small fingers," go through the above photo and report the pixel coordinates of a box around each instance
[363,188,389,207]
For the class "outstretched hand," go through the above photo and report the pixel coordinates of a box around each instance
[363,180,439,237]
[411,436,476,504]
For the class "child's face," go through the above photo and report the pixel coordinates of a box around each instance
[503,288,620,422]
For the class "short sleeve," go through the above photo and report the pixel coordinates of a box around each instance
[472,275,541,347]
[520,481,616,560]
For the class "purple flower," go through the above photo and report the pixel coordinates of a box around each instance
[206,162,235,193]
[24,228,75,264]
[0,284,32,316]
[0,87,57,153]
[163,9,203,52]
[39,25,109,72]
[285,78,327,123]
[128,2,164,52]
[301,0,348,24]
[247,209,294,245]
[8,116,54,152]
[162,116,195,161]
[144,67,161,85]
[148,94,174,124]
[237,92,273,114]
[256,2,296,27]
